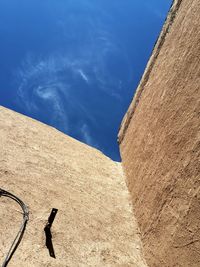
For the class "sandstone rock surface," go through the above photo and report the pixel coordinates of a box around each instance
[119,0,200,266]
[0,106,147,267]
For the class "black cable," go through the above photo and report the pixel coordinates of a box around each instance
[0,188,29,267]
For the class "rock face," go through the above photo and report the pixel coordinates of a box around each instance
[118,0,200,266]
[0,106,147,266]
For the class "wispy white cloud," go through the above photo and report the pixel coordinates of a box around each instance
[80,123,93,145]
[14,4,130,154]
[80,123,100,149]
[77,69,89,83]
[15,55,70,131]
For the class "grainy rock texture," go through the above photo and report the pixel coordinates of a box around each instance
[0,106,147,267]
[119,0,200,266]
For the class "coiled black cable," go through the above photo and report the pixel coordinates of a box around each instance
[0,188,29,267]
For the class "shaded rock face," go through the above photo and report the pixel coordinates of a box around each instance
[0,106,147,266]
[119,0,200,266]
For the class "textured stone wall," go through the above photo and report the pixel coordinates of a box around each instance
[0,106,147,267]
[119,0,200,266]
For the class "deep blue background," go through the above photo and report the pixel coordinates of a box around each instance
[0,0,172,161]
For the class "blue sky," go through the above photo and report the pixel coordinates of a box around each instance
[0,0,172,161]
